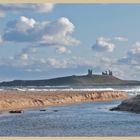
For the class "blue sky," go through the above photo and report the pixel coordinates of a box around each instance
[0,4,140,81]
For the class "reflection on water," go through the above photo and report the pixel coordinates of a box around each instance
[0,100,140,136]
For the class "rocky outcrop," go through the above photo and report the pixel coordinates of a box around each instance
[110,95,140,113]
[9,110,23,113]
[0,90,128,112]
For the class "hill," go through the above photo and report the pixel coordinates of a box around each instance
[0,74,140,86]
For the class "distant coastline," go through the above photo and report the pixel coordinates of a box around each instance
[0,70,140,87]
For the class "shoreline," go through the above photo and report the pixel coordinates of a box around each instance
[0,90,128,112]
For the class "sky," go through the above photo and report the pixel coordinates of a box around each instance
[0,4,140,81]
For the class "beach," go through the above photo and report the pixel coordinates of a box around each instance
[0,90,128,112]
[0,88,140,136]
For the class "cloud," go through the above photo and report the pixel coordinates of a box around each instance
[25,68,43,73]
[114,36,128,42]
[92,37,115,52]
[31,3,54,13]
[2,16,80,49]
[0,48,139,80]
[19,53,28,61]
[0,3,54,15]
[45,56,99,70]
[3,16,37,42]
[0,10,5,18]
[5,47,38,68]
[40,17,80,46]
[0,36,3,44]
[47,58,69,68]
[128,42,140,56]
[55,46,71,54]
[115,41,140,79]
[91,36,128,53]
[118,42,140,65]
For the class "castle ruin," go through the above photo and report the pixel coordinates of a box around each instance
[87,69,113,76]
[88,69,92,76]
[102,70,113,76]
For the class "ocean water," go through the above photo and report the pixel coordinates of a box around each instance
[0,85,140,136]
[1,85,140,95]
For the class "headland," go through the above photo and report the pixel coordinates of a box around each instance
[0,69,139,86]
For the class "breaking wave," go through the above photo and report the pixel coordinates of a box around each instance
[0,85,140,95]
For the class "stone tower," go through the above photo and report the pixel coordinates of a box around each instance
[88,69,92,76]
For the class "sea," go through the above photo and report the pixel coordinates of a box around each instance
[0,85,140,136]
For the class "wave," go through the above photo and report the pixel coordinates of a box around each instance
[118,88,140,92]
[1,86,140,95]
[0,87,116,92]
[116,88,140,96]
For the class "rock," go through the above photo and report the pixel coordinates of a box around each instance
[9,110,23,113]
[110,95,140,113]
[53,110,58,112]
[40,109,46,111]
[109,106,120,111]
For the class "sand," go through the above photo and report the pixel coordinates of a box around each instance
[0,90,128,112]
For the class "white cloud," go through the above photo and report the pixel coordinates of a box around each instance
[25,68,43,73]
[114,36,128,42]
[0,10,5,18]
[16,16,36,32]
[19,53,28,61]
[0,36,3,44]
[124,42,140,65]
[2,16,80,48]
[6,47,38,68]
[1,49,139,80]
[118,42,140,65]
[92,37,115,52]
[0,3,54,15]
[40,17,80,46]
[31,3,54,13]
[47,58,69,68]
[128,42,140,56]
[55,46,71,54]
[0,4,54,20]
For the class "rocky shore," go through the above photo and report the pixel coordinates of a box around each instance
[0,90,128,112]
[110,95,140,113]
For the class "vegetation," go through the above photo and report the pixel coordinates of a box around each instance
[0,74,140,86]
